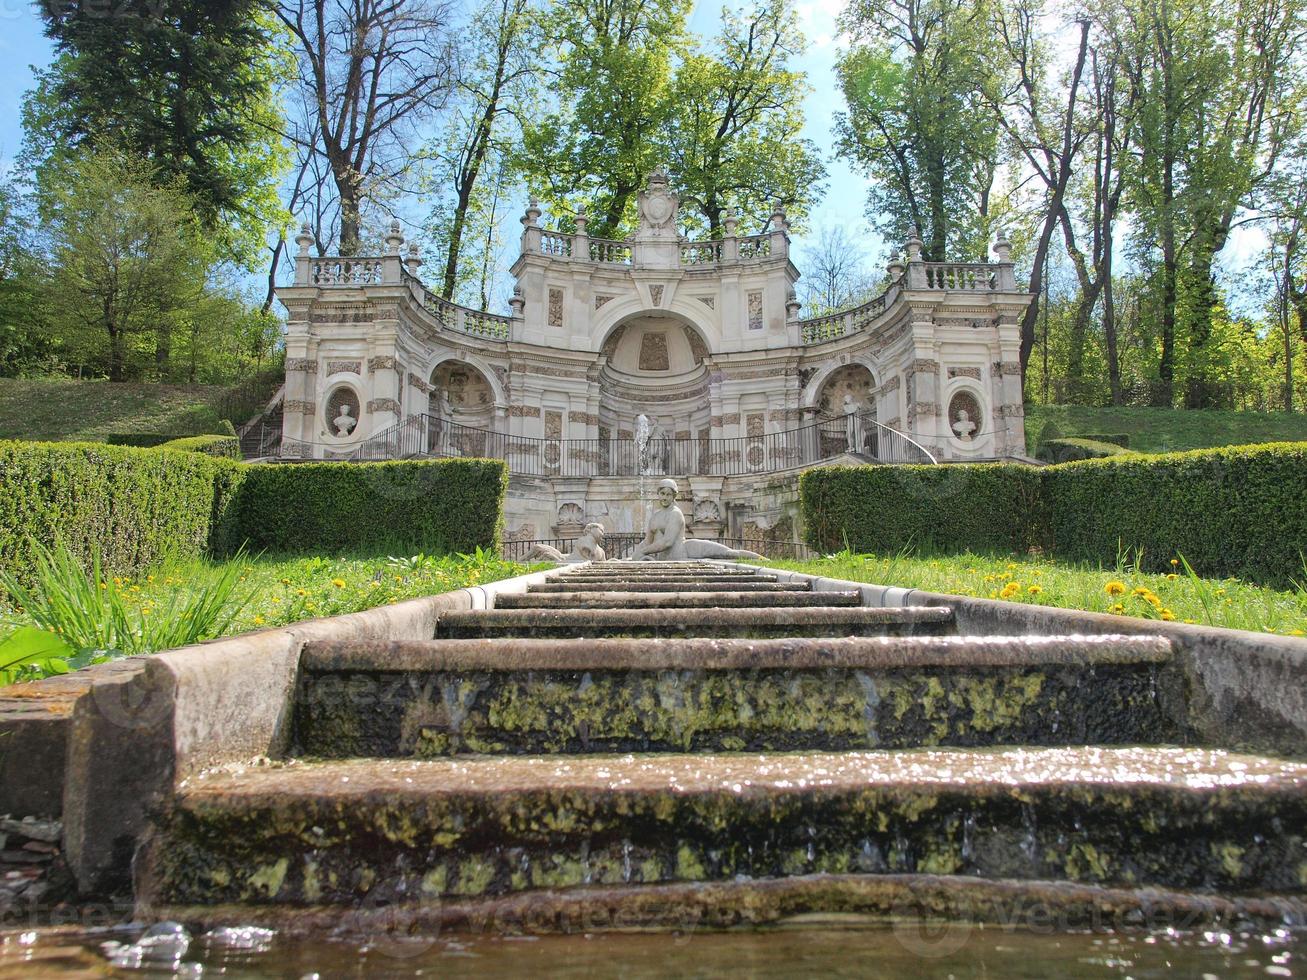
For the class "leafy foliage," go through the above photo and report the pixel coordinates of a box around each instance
[1035,438,1131,464]
[802,443,1307,586]
[226,458,508,556]
[155,434,242,459]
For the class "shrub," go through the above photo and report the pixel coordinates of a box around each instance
[224,458,507,556]
[1042,442,1307,584]
[799,443,1307,587]
[1079,432,1129,448]
[156,434,240,459]
[0,440,242,584]
[1036,438,1131,464]
[106,433,184,448]
[800,464,1043,555]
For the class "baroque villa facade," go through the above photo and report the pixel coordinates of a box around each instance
[276,171,1032,548]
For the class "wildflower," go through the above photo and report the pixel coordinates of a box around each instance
[1027,585,1043,596]
[147,575,155,583]
[253,615,265,626]
[1160,609,1175,621]
[281,578,291,586]
[1214,589,1226,597]
[1165,573,1178,581]
[99,582,107,590]
[1132,586,1150,596]
[1170,559,1180,567]
[305,602,316,611]
[1184,619,1197,625]
[1105,581,1127,597]
[1289,629,1305,636]
[332,578,347,589]
[1006,563,1018,570]
[1109,604,1125,614]
[297,589,308,597]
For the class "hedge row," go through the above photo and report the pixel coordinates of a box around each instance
[1035,438,1131,464]
[226,459,507,556]
[156,434,241,459]
[800,463,1042,557]
[801,442,1307,585]
[0,442,507,581]
[0,440,243,582]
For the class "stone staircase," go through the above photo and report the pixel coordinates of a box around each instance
[137,561,1307,930]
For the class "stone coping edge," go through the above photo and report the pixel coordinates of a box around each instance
[735,561,1307,758]
[139,872,1307,937]
[6,564,558,897]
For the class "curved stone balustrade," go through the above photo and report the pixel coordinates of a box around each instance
[924,263,998,290]
[799,281,897,345]
[418,284,512,341]
[589,238,633,264]
[310,258,385,286]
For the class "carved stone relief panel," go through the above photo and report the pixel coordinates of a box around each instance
[650,284,665,307]
[747,291,764,330]
[746,413,765,438]
[548,288,564,327]
[638,332,670,371]
[683,327,709,364]
[595,295,614,309]
[544,410,563,439]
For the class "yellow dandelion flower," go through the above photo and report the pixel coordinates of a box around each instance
[1165,573,1178,581]
[1027,585,1042,596]
[1006,563,1018,570]
[1132,586,1150,596]
[1288,629,1305,636]
[297,589,308,597]
[1184,619,1197,625]
[1105,581,1127,597]
[332,578,347,588]
[305,602,316,611]
[99,582,108,590]
[281,578,291,586]
[253,615,265,626]
[1170,559,1180,567]
[1109,603,1125,614]
[1160,609,1175,621]
[271,597,281,604]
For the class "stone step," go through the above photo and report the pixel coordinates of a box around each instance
[546,573,779,583]
[495,590,863,609]
[435,606,953,639]
[137,746,1307,916]
[294,634,1178,758]
[526,581,810,594]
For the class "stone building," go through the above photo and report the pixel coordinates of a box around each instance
[276,171,1032,548]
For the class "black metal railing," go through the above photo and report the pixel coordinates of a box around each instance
[501,535,817,563]
[336,411,935,474]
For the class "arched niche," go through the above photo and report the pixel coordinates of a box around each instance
[430,360,497,427]
[816,363,877,418]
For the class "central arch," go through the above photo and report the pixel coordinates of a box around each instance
[595,309,714,475]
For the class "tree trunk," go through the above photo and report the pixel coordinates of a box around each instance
[1103,233,1122,405]
[336,166,363,256]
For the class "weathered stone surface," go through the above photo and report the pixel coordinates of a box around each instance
[495,590,863,609]
[294,636,1177,757]
[436,606,955,639]
[138,747,1307,911]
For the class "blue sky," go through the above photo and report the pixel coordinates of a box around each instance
[0,1,880,282]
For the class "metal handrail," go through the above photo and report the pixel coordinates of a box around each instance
[332,410,936,472]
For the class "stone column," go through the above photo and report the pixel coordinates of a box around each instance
[907,304,942,451]
[366,316,402,436]
[282,301,317,457]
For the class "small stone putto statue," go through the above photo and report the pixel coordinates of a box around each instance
[526,523,608,563]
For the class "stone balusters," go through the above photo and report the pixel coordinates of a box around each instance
[574,207,590,263]
[520,198,543,255]
[904,227,926,289]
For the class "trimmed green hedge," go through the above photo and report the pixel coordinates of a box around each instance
[1042,443,1307,583]
[801,463,1043,556]
[802,443,1307,585]
[0,440,243,583]
[1036,438,1131,464]
[1080,432,1130,448]
[156,434,241,459]
[0,442,508,581]
[223,458,507,556]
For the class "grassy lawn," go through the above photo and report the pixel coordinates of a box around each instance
[1024,404,1307,455]
[761,551,1307,636]
[0,547,536,683]
[0,378,269,442]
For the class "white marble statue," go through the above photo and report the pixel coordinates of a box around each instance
[333,403,358,436]
[952,409,976,442]
[843,393,863,453]
[525,523,608,563]
[632,479,761,561]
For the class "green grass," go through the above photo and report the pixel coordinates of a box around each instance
[0,378,266,442]
[0,546,538,683]
[761,550,1307,636]
[1025,404,1307,455]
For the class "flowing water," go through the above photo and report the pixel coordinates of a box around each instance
[0,922,1300,978]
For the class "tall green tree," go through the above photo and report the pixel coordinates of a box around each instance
[835,0,1001,260]
[27,1,288,267]
[425,0,537,300]
[518,0,690,237]
[0,179,52,377]
[44,150,214,382]
[666,0,826,236]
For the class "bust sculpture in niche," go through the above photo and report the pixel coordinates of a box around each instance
[632,479,761,561]
[334,403,358,437]
[952,409,976,442]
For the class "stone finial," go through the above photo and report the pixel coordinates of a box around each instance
[574,206,589,237]
[906,226,923,263]
[994,229,1012,263]
[887,250,905,280]
[385,219,405,255]
[404,242,422,276]
[786,286,801,320]
[295,222,315,256]
[723,208,738,237]
[647,167,670,188]
[770,201,788,231]
[509,284,526,317]
[523,198,542,227]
